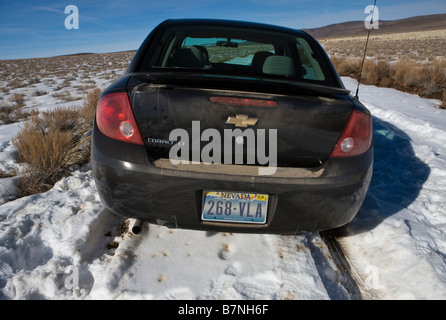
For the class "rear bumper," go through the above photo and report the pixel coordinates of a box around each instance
[92,125,373,234]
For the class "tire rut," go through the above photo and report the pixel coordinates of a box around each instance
[319,230,363,300]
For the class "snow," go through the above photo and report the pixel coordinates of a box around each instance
[339,77,446,300]
[1,75,446,300]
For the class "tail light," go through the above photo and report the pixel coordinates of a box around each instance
[210,96,277,107]
[330,110,372,158]
[96,92,144,145]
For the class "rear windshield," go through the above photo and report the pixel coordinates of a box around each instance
[139,25,335,85]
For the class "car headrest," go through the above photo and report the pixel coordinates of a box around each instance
[262,55,296,77]
[172,47,207,68]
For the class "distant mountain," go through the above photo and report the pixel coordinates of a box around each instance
[304,14,446,39]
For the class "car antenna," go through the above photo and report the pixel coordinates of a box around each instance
[355,0,377,99]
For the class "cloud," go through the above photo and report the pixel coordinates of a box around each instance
[28,6,65,15]
[27,4,116,28]
[0,27,29,33]
[79,14,119,28]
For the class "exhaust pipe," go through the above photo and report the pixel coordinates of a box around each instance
[131,219,145,235]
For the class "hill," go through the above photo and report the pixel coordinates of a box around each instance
[304,13,446,39]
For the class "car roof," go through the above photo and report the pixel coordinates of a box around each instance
[158,18,309,38]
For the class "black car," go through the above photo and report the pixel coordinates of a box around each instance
[92,19,373,234]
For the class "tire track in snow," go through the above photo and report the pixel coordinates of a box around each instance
[318,230,363,300]
[95,220,364,300]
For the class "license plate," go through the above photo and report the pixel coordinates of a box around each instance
[201,191,268,224]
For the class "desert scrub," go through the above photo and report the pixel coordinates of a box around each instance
[80,87,101,125]
[12,88,101,196]
[52,90,81,102]
[9,93,25,107]
[33,90,48,97]
[331,56,446,108]
[329,56,362,77]
[441,91,446,109]
[362,60,392,86]
[0,102,34,124]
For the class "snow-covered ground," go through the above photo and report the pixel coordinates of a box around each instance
[0,72,445,300]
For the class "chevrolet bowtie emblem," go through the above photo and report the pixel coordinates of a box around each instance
[225,114,258,128]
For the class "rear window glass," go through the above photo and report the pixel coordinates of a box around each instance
[296,38,325,81]
[182,37,275,66]
[142,25,333,85]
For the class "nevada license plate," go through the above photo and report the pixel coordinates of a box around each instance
[201,191,268,224]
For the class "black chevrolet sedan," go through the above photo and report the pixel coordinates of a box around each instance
[92,19,373,234]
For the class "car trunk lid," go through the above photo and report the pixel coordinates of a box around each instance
[126,73,353,168]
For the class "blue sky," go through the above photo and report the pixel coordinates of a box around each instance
[0,0,444,60]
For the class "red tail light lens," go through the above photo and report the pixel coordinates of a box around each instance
[96,92,144,145]
[330,110,372,158]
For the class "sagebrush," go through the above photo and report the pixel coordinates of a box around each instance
[331,57,446,108]
[13,88,101,196]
